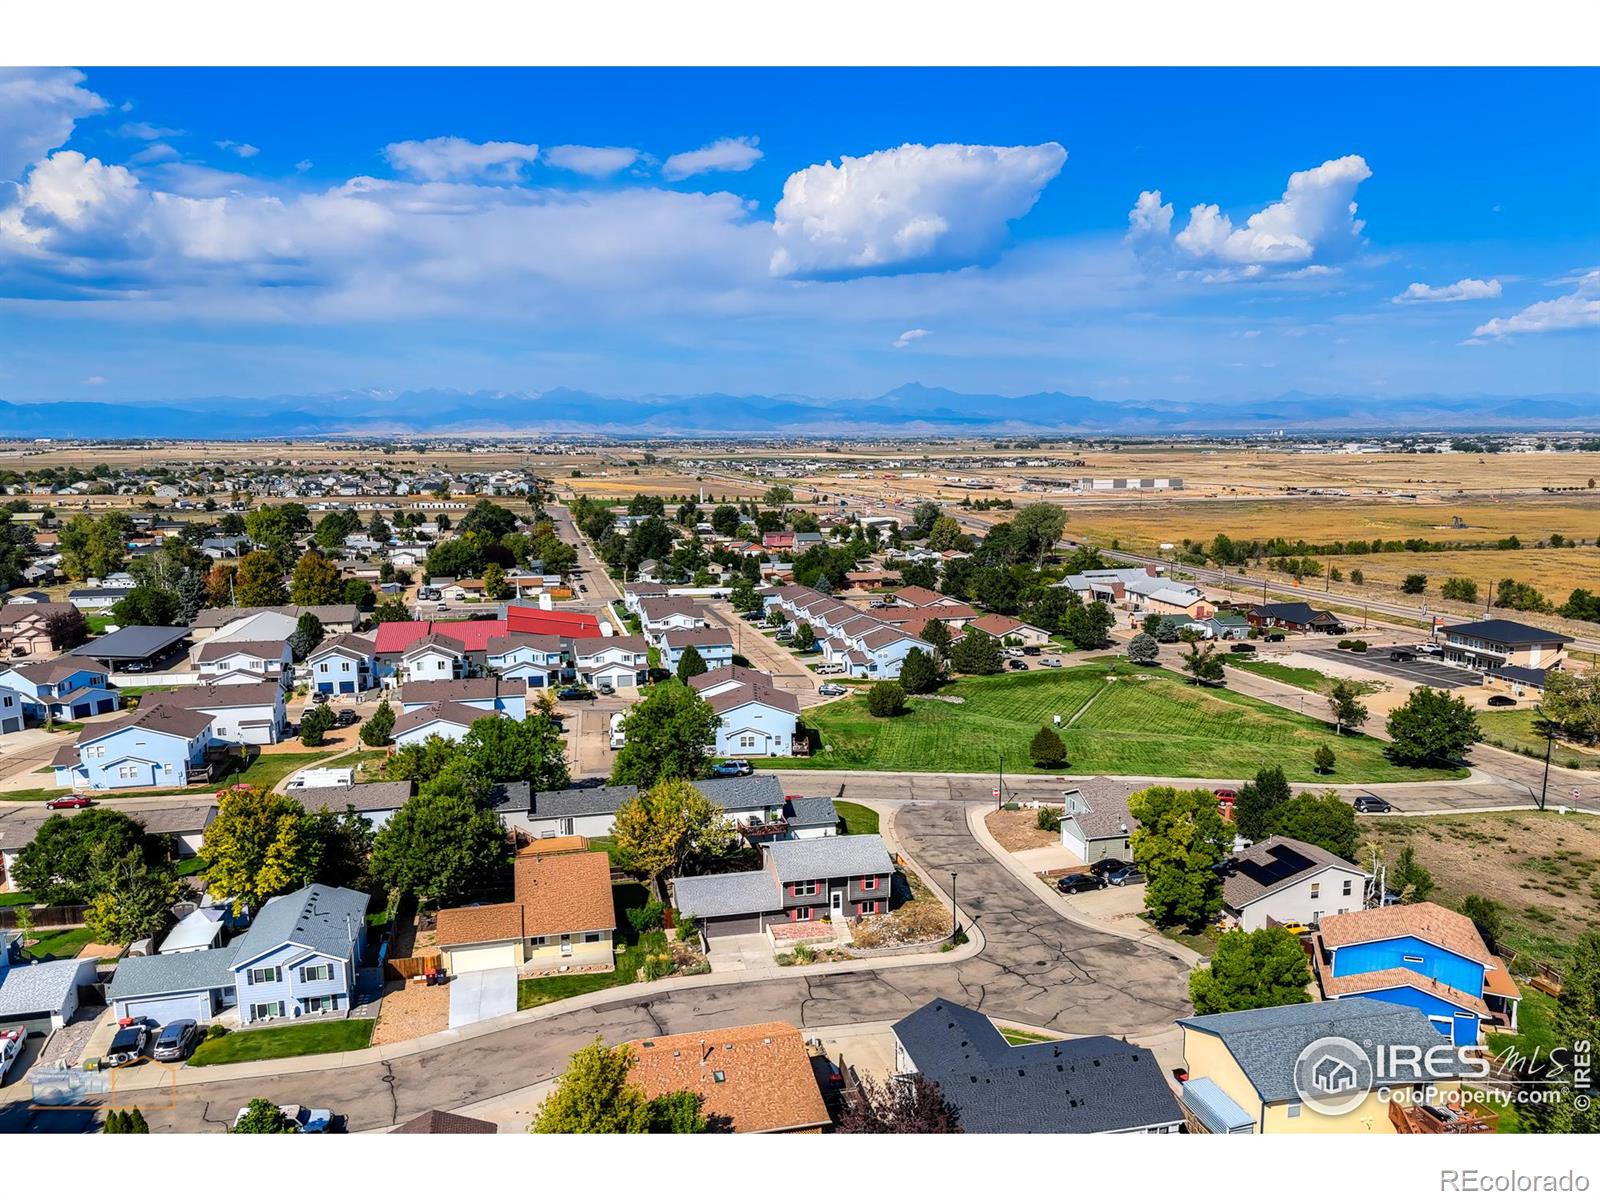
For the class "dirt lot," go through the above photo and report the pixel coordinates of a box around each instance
[370,978,450,1046]
[984,807,1062,853]
[1365,810,1600,968]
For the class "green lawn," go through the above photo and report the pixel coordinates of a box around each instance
[0,786,71,804]
[999,1027,1059,1045]
[834,801,879,836]
[1231,659,1380,697]
[232,750,343,790]
[1477,709,1600,770]
[186,1019,375,1066]
[779,662,1465,782]
[22,926,99,959]
[0,891,40,907]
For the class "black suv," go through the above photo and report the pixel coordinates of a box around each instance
[335,709,359,727]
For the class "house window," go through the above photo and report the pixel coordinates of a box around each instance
[250,1001,286,1021]
[792,880,819,897]
[319,663,329,673]
[583,932,602,944]
[739,735,756,749]
[530,936,547,947]
[859,876,879,891]
[1309,882,1320,899]
[249,966,282,985]
[303,995,337,1014]
[1342,879,1353,896]
[791,907,813,921]
[856,900,880,915]
[1287,1104,1302,1119]
[300,963,334,983]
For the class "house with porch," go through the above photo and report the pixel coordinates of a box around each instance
[1057,777,1141,864]
[434,849,615,976]
[486,632,566,688]
[0,656,121,721]
[194,639,292,686]
[0,601,78,659]
[51,704,214,790]
[1311,902,1519,1045]
[657,627,734,673]
[106,882,368,1026]
[1248,602,1344,635]
[688,666,800,757]
[571,636,650,690]
[671,833,893,938]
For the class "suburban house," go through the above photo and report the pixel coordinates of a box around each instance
[485,632,566,688]
[0,801,215,888]
[571,635,650,690]
[963,614,1052,647]
[163,681,288,746]
[393,700,499,747]
[672,833,893,937]
[0,953,101,1037]
[194,639,292,685]
[373,618,508,683]
[688,666,800,757]
[623,1021,831,1134]
[390,1110,497,1134]
[1176,997,1463,1133]
[399,632,470,682]
[638,596,710,634]
[51,704,215,790]
[1193,612,1253,641]
[0,685,21,736]
[435,848,615,975]
[399,677,526,720]
[305,632,378,694]
[106,882,369,1026]
[1438,618,1572,693]
[657,627,735,673]
[1247,602,1343,634]
[1125,577,1214,620]
[0,601,77,659]
[621,582,671,613]
[1055,567,1163,606]
[1219,836,1371,932]
[292,780,413,831]
[893,999,1184,1134]
[1311,902,1520,1044]
[191,604,362,646]
[504,605,609,640]
[1057,777,1140,864]
[762,584,936,679]
[0,656,121,721]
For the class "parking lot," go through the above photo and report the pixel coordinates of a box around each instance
[1300,645,1482,689]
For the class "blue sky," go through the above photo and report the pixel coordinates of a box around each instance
[1,67,1596,405]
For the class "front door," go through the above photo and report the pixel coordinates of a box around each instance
[830,890,844,920]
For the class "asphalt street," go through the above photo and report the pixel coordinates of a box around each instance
[8,799,1192,1133]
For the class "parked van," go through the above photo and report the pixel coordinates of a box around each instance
[608,711,626,750]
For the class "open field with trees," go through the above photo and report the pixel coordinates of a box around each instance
[780,661,1465,781]
[1476,708,1600,770]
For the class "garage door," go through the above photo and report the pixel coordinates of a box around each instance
[3,1011,58,1039]
[121,993,211,1028]
[339,681,355,694]
[449,943,519,974]
[96,698,116,714]
[702,914,761,938]
[1061,827,1087,860]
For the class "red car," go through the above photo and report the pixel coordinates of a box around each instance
[45,794,93,810]
[1213,788,1238,803]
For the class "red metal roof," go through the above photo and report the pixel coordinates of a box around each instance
[505,606,601,638]
[372,618,507,654]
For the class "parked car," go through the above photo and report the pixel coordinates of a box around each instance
[434,601,449,611]
[578,584,588,593]
[45,794,93,810]
[1213,787,1238,803]
[334,709,359,727]
[124,661,146,673]
[312,691,329,705]
[1278,922,1312,937]
[1263,631,1287,642]
[1353,794,1393,813]
[233,1103,338,1133]
[1228,643,1256,655]
[556,686,590,701]
[710,759,753,778]
[818,683,847,697]
[1087,857,1134,879]
[0,1028,23,1084]
[597,682,615,695]
[1104,864,1146,887]
[1056,872,1105,895]
[104,1023,150,1067]
[1022,646,1041,656]
[151,1019,200,1062]
[1419,643,1444,657]
[1006,659,1029,670]
[1486,694,1517,707]
[1389,649,1416,662]
[1039,657,1062,667]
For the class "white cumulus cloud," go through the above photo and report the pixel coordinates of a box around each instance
[0,68,107,182]
[1392,278,1502,304]
[1471,270,1600,340]
[544,145,640,177]
[384,136,541,182]
[661,136,762,180]
[1165,154,1372,267]
[116,121,183,141]
[893,328,929,348]
[770,141,1067,278]
[1125,189,1173,247]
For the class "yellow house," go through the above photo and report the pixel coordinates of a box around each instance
[1177,998,1464,1134]
[435,849,615,974]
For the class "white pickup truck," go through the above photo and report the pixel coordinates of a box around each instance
[0,1027,23,1083]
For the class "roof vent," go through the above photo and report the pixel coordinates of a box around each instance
[641,1041,654,1048]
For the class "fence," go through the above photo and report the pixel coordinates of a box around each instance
[0,904,88,930]
[383,952,441,981]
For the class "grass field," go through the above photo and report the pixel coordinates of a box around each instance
[186,1019,375,1066]
[231,750,344,791]
[21,926,99,959]
[1475,708,1600,771]
[781,662,1464,782]
[834,801,880,836]
[1232,659,1383,697]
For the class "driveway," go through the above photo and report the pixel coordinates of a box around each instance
[448,969,518,1030]
[79,798,1192,1132]
[706,933,773,973]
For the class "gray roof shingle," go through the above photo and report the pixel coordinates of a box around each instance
[672,869,784,919]
[229,883,367,966]
[0,958,90,1017]
[766,834,891,882]
[105,946,236,1001]
[783,796,840,829]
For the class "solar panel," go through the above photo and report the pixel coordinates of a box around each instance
[1235,843,1315,886]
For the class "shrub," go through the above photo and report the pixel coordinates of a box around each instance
[642,952,675,981]
[1348,639,1368,653]
[205,1024,228,1040]
[626,899,665,934]
[1336,638,1353,650]
[1029,725,1067,768]
[674,910,698,940]
[866,681,906,717]
[1313,744,1336,775]
[1035,806,1062,833]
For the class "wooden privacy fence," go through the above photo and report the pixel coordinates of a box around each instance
[0,904,88,930]
[384,952,441,981]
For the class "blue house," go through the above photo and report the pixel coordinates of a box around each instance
[0,656,121,722]
[106,883,369,1027]
[304,632,377,695]
[52,704,212,790]
[485,632,566,688]
[1314,902,1519,1046]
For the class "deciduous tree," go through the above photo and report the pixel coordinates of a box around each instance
[1189,927,1313,1015]
[838,1074,961,1133]
[13,809,160,906]
[532,1040,706,1133]
[1327,679,1369,735]
[1130,786,1232,931]
[289,550,342,606]
[459,714,569,789]
[205,787,315,914]
[1234,765,1291,841]
[369,788,510,906]
[610,684,718,787]
[1385,686,1479,766]
[1265,790,1359,860]
[611,778,738,889]
[866,681,905,717]
[234,550,288,607]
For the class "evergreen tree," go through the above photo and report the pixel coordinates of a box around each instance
[898,647,940,694]
[1029,725,1067,768]
[675,644,707,684]
[360,698,396,746]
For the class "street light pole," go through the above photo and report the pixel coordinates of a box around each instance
[997,750,1005,809]
[1536,704,1553,812]
[949,871,959,942]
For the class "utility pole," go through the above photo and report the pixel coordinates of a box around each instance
[1536,704,1553,812]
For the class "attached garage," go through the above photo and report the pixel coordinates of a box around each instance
[114,990,217,1028]
[96,698,116,715]
[700,913,763,938]
[444,942,521,974]
[105,946,236,1027]
[338,680,356,694]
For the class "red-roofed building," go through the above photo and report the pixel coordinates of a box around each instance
[372,618,508,655]
[505,606,603,639]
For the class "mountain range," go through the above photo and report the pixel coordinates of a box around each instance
[3,383,1598,438]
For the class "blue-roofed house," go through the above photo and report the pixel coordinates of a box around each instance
[1177,997,1466,1133]
[1312,902,1520,1046]
[106,882,368,1027]
[892,998,1184,1133]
